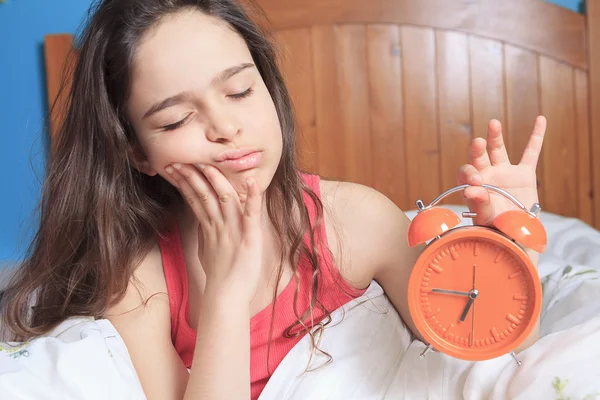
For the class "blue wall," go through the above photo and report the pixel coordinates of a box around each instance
[548,0,585,13]
[0,0,586,265]
[0,0,94,264]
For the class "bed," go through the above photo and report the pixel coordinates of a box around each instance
[1,205,599,399]
[44,0,600,230]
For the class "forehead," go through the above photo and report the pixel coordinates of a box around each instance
[130,10,253,97]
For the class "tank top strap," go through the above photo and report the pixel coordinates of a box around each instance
[156,224,191,351]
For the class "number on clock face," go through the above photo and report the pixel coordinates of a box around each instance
[418,237,535,350]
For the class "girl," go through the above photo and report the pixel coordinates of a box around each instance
[1,0,547,399]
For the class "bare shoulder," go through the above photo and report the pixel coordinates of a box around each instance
[319,178,425,340]
[318,179,417,286]
[105,242,189,400]
[105,243,168,322]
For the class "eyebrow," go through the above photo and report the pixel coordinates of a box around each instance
[142,62,255,119]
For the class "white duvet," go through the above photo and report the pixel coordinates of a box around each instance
[1,206,599,399]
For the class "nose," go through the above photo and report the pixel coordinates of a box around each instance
[205,104,241,143]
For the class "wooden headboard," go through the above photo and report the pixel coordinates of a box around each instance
[44,0,600,229]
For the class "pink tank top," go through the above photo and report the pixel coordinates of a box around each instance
[157,173,366,399]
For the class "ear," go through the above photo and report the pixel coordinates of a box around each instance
[129,145,158,176]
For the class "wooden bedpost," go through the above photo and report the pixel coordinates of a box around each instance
[589,1,600,228]
[44,34,76,147]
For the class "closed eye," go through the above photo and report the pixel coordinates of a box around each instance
[228,87,253,100]
[162,114,192,131]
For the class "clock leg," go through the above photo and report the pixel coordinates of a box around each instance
[510,351,522,366]
[420,344,434,358]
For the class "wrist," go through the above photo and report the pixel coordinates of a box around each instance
[203,284,252,314]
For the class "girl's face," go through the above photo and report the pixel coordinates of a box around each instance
[126,10,283,194]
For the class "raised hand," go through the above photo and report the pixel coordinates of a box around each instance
[165,163,263,303]
[457,116,547,226]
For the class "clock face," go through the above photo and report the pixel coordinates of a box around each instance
[408,227,542,361]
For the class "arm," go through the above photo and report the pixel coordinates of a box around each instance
[320,181,427,343]
[323,181,540,352]
[106,244,252,400]
[185,286,251,399]
[105,244,190,400]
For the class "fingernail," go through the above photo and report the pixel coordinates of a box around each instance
[246,178,253,187]
[196,163,205,170]
[173,163,182,170]
[472,175,482,184]
[165,166,174,174]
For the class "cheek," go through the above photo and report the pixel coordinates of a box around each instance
[143,132,210,169]
[249,87,283,142]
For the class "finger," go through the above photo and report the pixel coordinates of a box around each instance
[519,115,547,168]
[162,168,181,189]
[457,164,483,186]
[165,166,209,223]
[463,186,494,226]
[196,164,242,225]
[469,137,491,171]
[241,177,263,246]
[167,164,221,224]
[486,119,510,165]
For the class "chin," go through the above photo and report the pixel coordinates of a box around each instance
[247,168,272,193]
[222,168,265,195]
[251,164,280,193]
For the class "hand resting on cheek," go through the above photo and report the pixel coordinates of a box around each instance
[165,163,264,304]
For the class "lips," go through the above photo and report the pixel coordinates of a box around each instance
[215,148,259,162]
[215,148,263,172]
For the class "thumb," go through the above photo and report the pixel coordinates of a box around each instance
[463,186,494,226]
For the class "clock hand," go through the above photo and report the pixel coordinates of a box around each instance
[460,264,479,324]
[468,264,476,345]
[471,295,475,346]
[460,297,473,322]
[431,289,471,296]
[470,264,479,347]
[459,288,479,323]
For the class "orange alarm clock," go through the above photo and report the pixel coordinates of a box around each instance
[406,184,546,365]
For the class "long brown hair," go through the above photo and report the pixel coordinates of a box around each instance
[1,0,332,366]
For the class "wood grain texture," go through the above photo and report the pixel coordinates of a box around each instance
[574,70,593,225]
[469,36,505,145]
[504,45,544,205]
[539,57,578,218]
[504,45,541,162]
[337,25,373,187]
[401,26,440,206]
[588,0,600,227]
[435,30,471,205]
[311,26,345,180]
[275,29,318,173]
[366,24,407,208]
[44,34,75,141]
[254,0,587,69]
